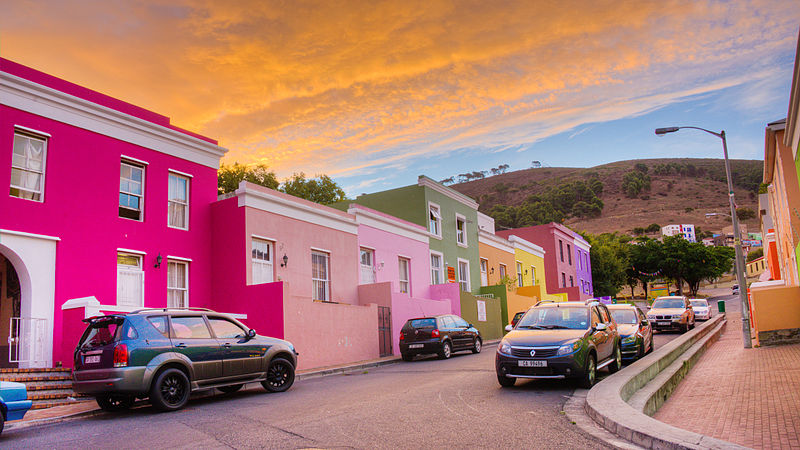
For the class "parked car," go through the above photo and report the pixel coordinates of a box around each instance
[399,315,482,361]
[496,301,622,389]
[690,299,712,320]
[0,381,32,435]
[646,296,695,332]
[511,311,526,328]
[732,285,740,295]
[607,304,653,362]
[73,308,298,412]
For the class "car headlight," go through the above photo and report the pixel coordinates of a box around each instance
[622,336,636,344]
[498,341,512,354]
[672,314,682,319]
[557,341,581,356]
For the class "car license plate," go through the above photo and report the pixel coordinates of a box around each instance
[408,344,424,349]
[518,360,547,367]
[657,321,670,326]
[84,355,101,364]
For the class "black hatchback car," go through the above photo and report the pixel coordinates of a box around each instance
[496,301,622,388]
[399,314,482,361]
[72,307,298,412]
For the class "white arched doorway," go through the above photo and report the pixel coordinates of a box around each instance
[0,229,57,368]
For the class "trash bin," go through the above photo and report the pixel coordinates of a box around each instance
[717,300,726,313]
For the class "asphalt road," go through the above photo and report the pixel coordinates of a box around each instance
[4,304,707,449]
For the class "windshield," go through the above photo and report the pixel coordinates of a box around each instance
[690,300,708,307]
[516,306,589,330]
[610,309,638,324]
[652,299,684,309]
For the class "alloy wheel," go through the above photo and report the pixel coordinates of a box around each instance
[267,360,291,388]
[160,373,187,407]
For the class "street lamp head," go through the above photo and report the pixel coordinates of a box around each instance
[655,127,680,136]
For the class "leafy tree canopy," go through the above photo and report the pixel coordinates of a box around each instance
[218,162,279,195]
[218,164,347,205]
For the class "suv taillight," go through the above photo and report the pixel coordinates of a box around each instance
[113,343,128,368]
[399,331,404,340]
[431,329,440,338]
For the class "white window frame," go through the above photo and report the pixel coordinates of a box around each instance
[398,257,410,294]
[516,261,524,287]
[531,265,536,286]
[457,258,471,292]
[455,213,468,247]
[479,258,489,286]
[251,237,275,284]
[312,250,331,301]
[360,247,375,284]
[428,202,442,239]
[499,263,507,280]
[167,259,189,308]
[430,250,444,285]
[117,252,144,307]
[168,172,190,230]
[120,160,146,222]
[10,129,48,202]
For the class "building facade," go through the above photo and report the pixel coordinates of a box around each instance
[661,224,696,242]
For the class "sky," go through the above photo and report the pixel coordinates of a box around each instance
[1,0,799,196]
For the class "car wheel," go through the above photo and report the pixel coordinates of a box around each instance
[647,336,654,354]
[218,384,244,394]
[637,340,645,359]
[580,354,596,389]
[438,341,452,359]
[150,368,190,412]
[96,394,135,411]
[689,318,695,330]
[401,353,414,362]
[262,357,295,393]
[608,343,623,373]
[472,338,482,354]
[0,411,4,435]
[497,373,516,387]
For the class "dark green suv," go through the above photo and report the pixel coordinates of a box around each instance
[72,308,298,412]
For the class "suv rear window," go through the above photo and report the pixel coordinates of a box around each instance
[78,317,124,348]
[408,318,436,328]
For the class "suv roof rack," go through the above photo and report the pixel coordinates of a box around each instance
[533,300,557,306]
[129,307,214,314]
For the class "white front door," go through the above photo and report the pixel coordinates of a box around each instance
[360,248,375,284]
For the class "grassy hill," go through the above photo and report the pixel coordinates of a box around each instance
[449,158,763,236]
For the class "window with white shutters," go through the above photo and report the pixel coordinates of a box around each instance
[458,260,470,292]
[480,258,488,286]
[167,260,188,308]
[251,238,274,284]
[516,262,524,287]
[117,252,144,307]
[312,251,330,301]
[430,252,443,285]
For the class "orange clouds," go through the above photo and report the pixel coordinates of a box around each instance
[1,0,797,177]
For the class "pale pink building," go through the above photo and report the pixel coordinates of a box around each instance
[0,58,227,368]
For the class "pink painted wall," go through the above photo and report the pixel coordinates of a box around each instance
[283,285,379,370]
[429,283,462,317]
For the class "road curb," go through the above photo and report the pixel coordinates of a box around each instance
[5,405,105,432]
[583,315,748,449]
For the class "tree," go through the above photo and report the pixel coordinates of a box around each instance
[645,223,661,234]
[634,163,649,174]
[746,247,764,262]
[280,173,347,204]
[621,171,651,198]
[628,238,663,298]
[218,162,279,195]
[586,233,629,297]
[736,207,756,221]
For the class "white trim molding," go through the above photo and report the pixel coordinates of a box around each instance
[573,237,592,252]
[236,182,358,235]
[348,206,429,244]
[1,71,227,169]
[167,255,193,262]
[507,234,546,258]
[121,155,149,166]
[14,125,51,137]
[478,230,514,254]
[168,169,194,178]
[0,229,60,242]
[417,175,479,210]
[117,248,146,255]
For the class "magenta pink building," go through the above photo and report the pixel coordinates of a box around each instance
[497,223,592,301]
[0,58,228,368]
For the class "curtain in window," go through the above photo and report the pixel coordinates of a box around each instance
[11,134,45,198]
[312,252,329,301]
[167,262,187,308]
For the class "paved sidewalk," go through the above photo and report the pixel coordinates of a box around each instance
[655,312,800,449]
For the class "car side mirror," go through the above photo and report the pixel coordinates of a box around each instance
[247,329,256,339]
[505,325,513,332]
[468,323,473,328]
[641,320,648,327]
[594,323,607,331]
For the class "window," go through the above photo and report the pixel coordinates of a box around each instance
[167,260,188,308]
[569,275,574,287]
[251,238,274,284]
[208,317,247,339]
[148,316,169,337]
[398,257,410,293]
[454,316,469,327]
[479,258,488,286]
[559,240,564,262]
[591,307,601,326]
[360,248,375,284]
[117,252,144,307]
[170,316,211,339]
[428,203,442,237]
[531,266,536,286]
[567,244,572,265]
[458,260,470,292]
[120,161,145,221]
[10,131,47,201]
[168,173,189,229]
[312,251,330,301]
[561,272,566,288]
[456,215,467,246]
[516,262,523,287]
[430,252,443,284]
[499,264,507,280]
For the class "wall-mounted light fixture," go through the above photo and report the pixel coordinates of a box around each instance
[490,267,495,274]
[524,269,528,275]
[154,254,162,268]
[281,254,289,267]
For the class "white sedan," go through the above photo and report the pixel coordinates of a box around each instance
[690,299,712,320]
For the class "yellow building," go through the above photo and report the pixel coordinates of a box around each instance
[506,234,565,304]
[746,256,767,278]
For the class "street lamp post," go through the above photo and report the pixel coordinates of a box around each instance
[655,126,752,348]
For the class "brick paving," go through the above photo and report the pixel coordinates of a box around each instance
[655,312,800,449]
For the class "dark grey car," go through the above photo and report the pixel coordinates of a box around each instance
[72,308,298,412]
